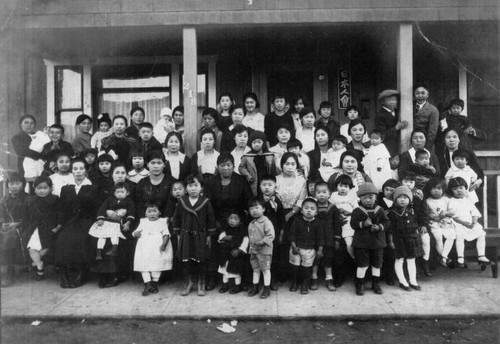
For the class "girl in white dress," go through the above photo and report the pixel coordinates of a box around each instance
[241,92,265,132]
[363,129,391,191]
[447,177,490,269]
[133,202,173,296]
[329,175,358,259]
[49,153,74,197]
[423,178,456,267]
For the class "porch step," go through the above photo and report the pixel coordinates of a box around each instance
[464,228,500,260]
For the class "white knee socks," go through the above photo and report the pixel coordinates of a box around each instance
[421,232,430,261]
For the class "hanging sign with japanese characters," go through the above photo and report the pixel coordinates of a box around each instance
[338,65,351,109]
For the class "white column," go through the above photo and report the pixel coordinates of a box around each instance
[458,63,468,116]
[171,63,180,109]
[183,28,198,157]
[83,65,92,117]
[397,23,413,152]
[44,59,55,125]
[208,57,217,108]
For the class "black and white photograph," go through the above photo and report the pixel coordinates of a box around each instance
[0,1,499,343]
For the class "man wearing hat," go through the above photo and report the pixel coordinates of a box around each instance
[375,89,408,156]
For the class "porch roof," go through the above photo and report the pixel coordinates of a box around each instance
[3,0,497,30]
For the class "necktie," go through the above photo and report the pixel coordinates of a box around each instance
[264,195,277,211]
[415,104,420,113]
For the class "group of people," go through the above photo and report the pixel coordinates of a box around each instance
[1,87,490,299]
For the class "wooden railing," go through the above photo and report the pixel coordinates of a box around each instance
[483,170,500,229]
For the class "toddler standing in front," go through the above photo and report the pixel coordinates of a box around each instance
[133,202,173,296]
[247,198,275,299]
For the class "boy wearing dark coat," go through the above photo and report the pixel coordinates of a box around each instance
[350,182,390,296]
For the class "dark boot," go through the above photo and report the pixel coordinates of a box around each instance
[142,282,151,296]
[229,282,243,294]
[71,267,84,288]
[150,281,159,293]
[300,267,310,295]
[371,276,383,294]
[205,272,217,291]
[98,274,107,288]
[422,260,432,276]
[310,278,319,290]
[35,267,45,281]
[355,277,364,296]
[219,282,229,293]
[106,245,119,257]
[333,270,344,288]
[289,266,299,292]
[60,269,70,289]
[247,283,259,297]
[95,249,103,261]
[260,285,271,299]
[270,277,279,291]
[103,273,118,288]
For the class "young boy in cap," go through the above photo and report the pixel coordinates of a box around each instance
[374,89,408,157]
[350,182,390,296]
[386,186,425,291]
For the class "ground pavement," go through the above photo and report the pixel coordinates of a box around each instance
[2,264,499,320]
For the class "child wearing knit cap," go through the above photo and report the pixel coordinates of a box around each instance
[350,182,390,296]
[386,186,425,291]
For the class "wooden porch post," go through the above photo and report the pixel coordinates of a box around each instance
[397,23,413,152]
[458,63,468,116]
[183,28,198,157]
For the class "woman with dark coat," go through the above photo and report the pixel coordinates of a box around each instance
[54,159,95,288]
[203,153,253,291]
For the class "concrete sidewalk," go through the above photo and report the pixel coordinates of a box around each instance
[2,265,499,320]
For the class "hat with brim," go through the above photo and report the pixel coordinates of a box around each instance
[378,89,399,101]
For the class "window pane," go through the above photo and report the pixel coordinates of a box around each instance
[59,110,82,144]
[102,76,170,89]
[102,92,171,125]
[56,67,82,110]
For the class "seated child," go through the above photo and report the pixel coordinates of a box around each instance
[247,197,275,299]
[311,183,341,291]
[127,149,150,184]
[447,177,490,269]
[445,149,479,204]
[329,175,358,260]
[350,182,389,296]
[260,175,285,290]
[0,172,29,286]
[133,202,173,296]
[40,124,74,176]
[363,129,391,191]
[387,186,425,291]
[89,182,135,259]
[217,209,249,294]
[240,131,278,196]
[289,197,324,295]
[410,149,438,190]
[389,154,400,181]
[423,178,456,267]
[26,176,60,281]
[287,138,310,179]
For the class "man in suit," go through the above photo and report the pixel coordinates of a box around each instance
[374,89,408,157]
[414,85,440,151]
